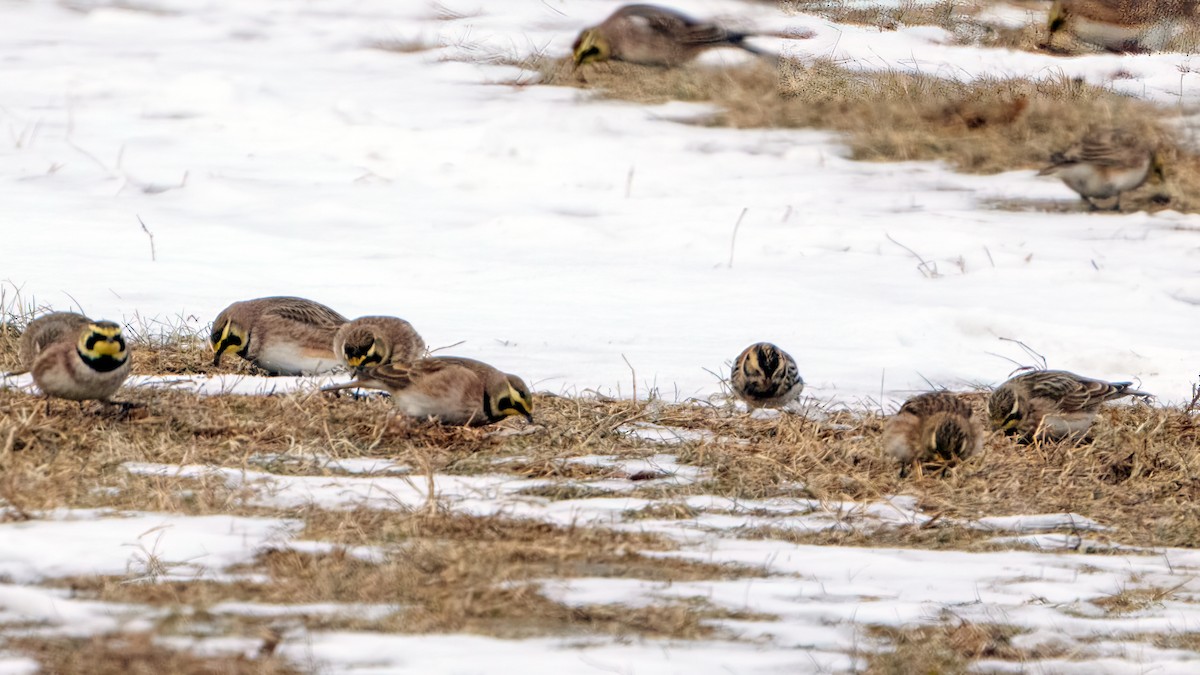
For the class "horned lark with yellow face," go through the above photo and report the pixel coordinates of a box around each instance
[210,296,347,376]
[1047,0,1196,53]
[730,342,804,410]
[989,369,1149,441]
[323,356,533,427]
[1038,126,1164,210]
[573,4,767,68]
[23,314,131,405]
[333,316,426,371]
[884,392,983,467]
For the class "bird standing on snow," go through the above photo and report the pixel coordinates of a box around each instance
[1038,127,1163,211]
[572,4,768,68]
[884,392,983,468]
[730,342,804,410]
[988,370,1150,442]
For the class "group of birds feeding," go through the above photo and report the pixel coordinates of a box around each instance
[7,297,1151,472]
[571,3,1177,211]
[13,296,534,428]
[3,1,1177,468]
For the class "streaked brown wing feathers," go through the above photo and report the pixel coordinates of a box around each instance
[265,298,348,327]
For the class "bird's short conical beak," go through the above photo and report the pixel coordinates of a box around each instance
[524,413,535,424]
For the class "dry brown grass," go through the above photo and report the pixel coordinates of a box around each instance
[2,337,1198,548]
[10,632,296,675]
[55,509,760,639]
[865,621,1030,673]
[534,54,1200,213]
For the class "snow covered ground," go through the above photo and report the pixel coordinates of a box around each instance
[1,0,1199,672]
[0,0,1196,405]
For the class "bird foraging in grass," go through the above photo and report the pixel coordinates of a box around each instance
[210,296,347,376]
[1038,126,1164,211]
[884,391,982,470]
[333,316,426,371]
[988,369,1150,442]
[19,312,132,411]
[1046,0,1197,53]
[730,342,804,410]
[572,4,770,68]
[322,357,533,427]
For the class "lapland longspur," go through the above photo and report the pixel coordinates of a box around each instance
[989,369,1150,441]
[573,4,767,68]
[1047,0,1196,53]
[332,316,426,371]
[730,342,804,410]
[22,313,131,406]
[884,392,983,467]
[1038,127,1163,210]
[323,357,533,427]
[210,296,347,375]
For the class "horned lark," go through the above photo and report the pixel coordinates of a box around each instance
[332,316,426,371]
[573,4,768,68]
[989,369,1150,441]
[731,342,804,410]
[1047,0,1196,53]
[1038,127,1163,210]
[210,296,347,375]
[25,315,131,405]
[322,356,533,427]
[884,392,983,467]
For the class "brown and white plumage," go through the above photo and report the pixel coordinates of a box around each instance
[1038,127,1162,210]
[16,311,91,374]
[1047,0,1196,53]
[210,296,347,376]
[332,316,426,371]
[730,342,804,410]
[989,369,1150,441]
[884,392,983,466]
[322,356,533,427]
[25,315,131,404]
[572,4,768,67]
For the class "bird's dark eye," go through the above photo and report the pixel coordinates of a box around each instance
[582,46,600,59]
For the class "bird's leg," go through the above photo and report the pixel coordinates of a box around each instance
[44,395,51,416]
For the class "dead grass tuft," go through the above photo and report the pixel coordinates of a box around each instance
[866,620,1028,673]
[11,632,296,675]
[533,54,1200,213]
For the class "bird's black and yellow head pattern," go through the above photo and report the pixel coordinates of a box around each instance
[486,374,534,423]
[573,28,611,67]
[210,313,248,366]
[77,320,129,373]
[988,386,1023,434]
[341,327,386,370]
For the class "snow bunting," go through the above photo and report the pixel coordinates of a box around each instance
[24,314,131,405]
[573,4,768,67]
[333,316,426,371]
[989,370,1150,441]
[1038,126,1163,210]
[884,392,983,466]
[1047,0,1196,53]
[323,357,533,427]
[730,342,804,409]
[210,296,347,375]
